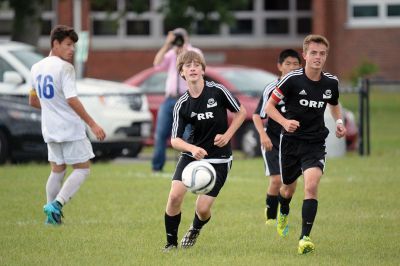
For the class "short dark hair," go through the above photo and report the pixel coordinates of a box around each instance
[278,49,301,64]
[50,25,78,48]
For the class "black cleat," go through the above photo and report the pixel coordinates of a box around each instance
[180,225,201,248]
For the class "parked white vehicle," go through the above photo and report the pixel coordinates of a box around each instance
[0,41,152,160]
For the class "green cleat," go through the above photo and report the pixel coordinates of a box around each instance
[276,211,289,237]
[298,236,315,254]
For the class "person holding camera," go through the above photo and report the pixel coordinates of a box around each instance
[151,28,202,172]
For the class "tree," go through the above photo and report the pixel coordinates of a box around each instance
[0,0,44,46]
[159,0,249,33]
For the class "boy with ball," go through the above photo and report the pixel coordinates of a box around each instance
[162,50,246,251]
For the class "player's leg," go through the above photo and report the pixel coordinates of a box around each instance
[164,156,191,251]
[265,174,281,224]
[43,143,66,225]
[297,167,321,254]
[164,180,187,251]
[277,135,301,237]
[298,141,325,254]
[180,194,215,248]
[152,98,176,172]
[181,161,230,248]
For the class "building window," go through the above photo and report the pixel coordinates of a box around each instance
[388,4,400,16]
[229,19,253,34]
[297,17,311,34]
[127,20,150,35]
[0,19,12,36]
[348,0,400,28]
[265,0,289,11]
[353,5,378,17]
[265,19,289,34]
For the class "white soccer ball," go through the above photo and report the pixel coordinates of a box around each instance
[181,161,216,194]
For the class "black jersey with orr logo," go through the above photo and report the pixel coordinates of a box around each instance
[171,80,241,159]
[271,68,339,141]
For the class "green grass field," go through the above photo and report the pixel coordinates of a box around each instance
[1,91,399,265]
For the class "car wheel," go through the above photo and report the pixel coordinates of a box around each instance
[240,124,261,157]
[0,130,10,164]
[122,143,143,158]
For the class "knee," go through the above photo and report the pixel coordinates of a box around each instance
[168,192,184,209]
[196,205,210,219]
[270,176,282,191]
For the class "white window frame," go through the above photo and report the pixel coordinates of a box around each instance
[90,0,312,50]
[347,0,400,28]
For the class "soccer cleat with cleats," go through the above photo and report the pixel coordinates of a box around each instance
[277,211,289,237]
[162,243,178,252]
[298,236,315,254]
[180,225,201,248]
[43,201,63,225]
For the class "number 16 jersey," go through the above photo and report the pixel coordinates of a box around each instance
[30,56,86,143]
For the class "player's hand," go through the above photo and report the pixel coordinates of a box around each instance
[336,123,346,138]
[260,133,273,151]
[214,134,230,147]
[283,119,300,133]
[191,146,208,160]
[90,123,106,141]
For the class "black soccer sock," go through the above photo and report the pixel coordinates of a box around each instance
[192,212,210,230]
[278,193,292,215]
[266,194,279,219]
[164,212,181,245]
[300,199,318,239]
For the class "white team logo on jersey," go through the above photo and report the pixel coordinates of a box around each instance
[299,89,307,95]
[207,98,217,108]
[323,89,332,99]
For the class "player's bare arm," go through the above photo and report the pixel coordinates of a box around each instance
[265,97,299,133]
[153,32,174,66]
[28,89,41,109]
[67,97,106,141]
[214,105,246,147]
[328,103,347,138]
[171,137,208,160]
[252,114,273,151]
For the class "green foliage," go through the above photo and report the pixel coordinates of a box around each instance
[349,58,379,87]
[160,0,249,33]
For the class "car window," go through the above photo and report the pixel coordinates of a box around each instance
[140,71,167,94]
[217,69,277,97]
[0,57,15,82]
[10,50,44,69]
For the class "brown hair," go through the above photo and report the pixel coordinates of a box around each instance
[303,34,329,53]
[176,50,206,75]
[50,25,78,48]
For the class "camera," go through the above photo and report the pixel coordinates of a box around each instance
[171,33,184,47]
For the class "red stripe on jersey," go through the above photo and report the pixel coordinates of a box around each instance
[271,87,284,102]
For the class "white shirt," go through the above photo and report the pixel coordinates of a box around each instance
[30,56,86,143]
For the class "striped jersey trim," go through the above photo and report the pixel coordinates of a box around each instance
[276,68,303,88]
[323,72,339,82]
[171,93,189,138]
[259,79,279,118]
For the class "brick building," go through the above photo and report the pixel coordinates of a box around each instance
[1,0,399,82]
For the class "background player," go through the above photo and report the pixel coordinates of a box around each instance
[265,34,346,254]
[162,50,246,251]
[29,25,106,225]
[252,49,301,225]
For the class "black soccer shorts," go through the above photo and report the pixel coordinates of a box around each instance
[279,135,326,185]
[261,130,281,176]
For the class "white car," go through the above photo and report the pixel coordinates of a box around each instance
[0,41,152,160]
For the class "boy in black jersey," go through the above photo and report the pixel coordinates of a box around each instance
[265,35,346,254]
[253,49,301,225]
[163,51,246,251]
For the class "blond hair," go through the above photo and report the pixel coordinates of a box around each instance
[303,34,329,53]
[176,50,206,75]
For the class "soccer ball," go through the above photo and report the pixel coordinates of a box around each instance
[181,161,216,194]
